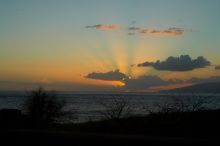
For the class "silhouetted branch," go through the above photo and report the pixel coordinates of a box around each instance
[99,96,134,120]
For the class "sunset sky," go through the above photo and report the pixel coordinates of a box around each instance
[0,0,220,91]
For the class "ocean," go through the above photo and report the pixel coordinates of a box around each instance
[0,91,220,123]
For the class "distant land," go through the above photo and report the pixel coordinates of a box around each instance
[161,82,220,93]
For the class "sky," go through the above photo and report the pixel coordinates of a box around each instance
[0,0,220,91]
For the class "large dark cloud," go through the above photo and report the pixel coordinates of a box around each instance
[186,76,220,84]
[138,55,211,71]
[123,75,170,90]
[85,69,128,81]
[123,75,220,90]
[84,68,220,91]
[123,75,185,90]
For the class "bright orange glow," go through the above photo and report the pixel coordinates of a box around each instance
[113,81,125,87]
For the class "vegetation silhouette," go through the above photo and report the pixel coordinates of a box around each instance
[23,87,75,128]
[0,109,22,129]
[1,91,220,145]
[144,94,216,114]
[99,96,133,120]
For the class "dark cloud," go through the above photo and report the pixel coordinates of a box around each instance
[123,75,182,90]
[123,75,168,90]
[86,24,120,30]
[215,65,220,70]
[138,55,211,71]
[123,75,220,91]
[127,26,140,36]
[84,68,220,91]
[85,69,128,81]
[186,76,220,84]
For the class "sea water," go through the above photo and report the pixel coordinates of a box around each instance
[0,91,220,123]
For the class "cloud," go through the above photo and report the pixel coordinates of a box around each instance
[186,76,220,84]
[123,75,220,91]
[85,69,128,81]
[86,24,120,30]
[85,23,188,37]
[128,27,140,31]
[138,55,211,71]
[215,65,220,70]
[123,75,169,90]
[84,68,220,91]
[140,27,185,36]
[128,32,136,35]
[127,27,140,35]
[123,75,183,90]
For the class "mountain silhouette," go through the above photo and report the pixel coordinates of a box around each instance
[161,82,220,93]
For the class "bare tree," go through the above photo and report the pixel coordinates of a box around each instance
[144,99,177,114]
[144,94,215,114]
[172,94,213,112]
[99,96,134,120]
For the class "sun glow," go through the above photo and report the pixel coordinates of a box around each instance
[113,81,125,87]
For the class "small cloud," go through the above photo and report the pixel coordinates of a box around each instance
[128,27,140,30]
[86,24,120,30]
[130,64,136,67]
[138,55,211,71]
[140,27,185,36]
[85,69,128,81]
[128,32,136,36]
[215,65,220,70]
[127,27,140,36]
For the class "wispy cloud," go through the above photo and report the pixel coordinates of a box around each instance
[86,23,188,37]
[127,27,140,31]
[140,27,185,36]
[138,55,211,71]
[86,24,121,30]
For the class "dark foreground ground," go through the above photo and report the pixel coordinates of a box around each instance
[1,109,220,145]
[0,129,218,146]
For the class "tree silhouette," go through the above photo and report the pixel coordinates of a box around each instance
[23,87,68,127]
